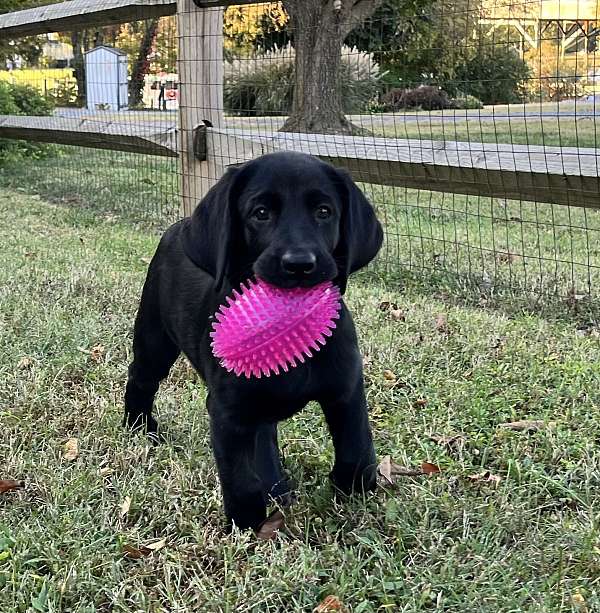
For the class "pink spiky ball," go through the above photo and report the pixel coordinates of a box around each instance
[210,278,341,379]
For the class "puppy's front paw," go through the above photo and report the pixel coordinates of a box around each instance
[330,462,377,496]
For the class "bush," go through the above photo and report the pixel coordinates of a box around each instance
[224,44,381,116]
[524,42,585,102]
[450,45,531,105]
[0,82,55,162]
[381,85,454,111]
[451,93,484,110]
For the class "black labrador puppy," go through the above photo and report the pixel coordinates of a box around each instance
[124,151,383,530]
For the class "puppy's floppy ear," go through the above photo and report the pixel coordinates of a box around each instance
[181,166,241,291]
[333,168,383,294]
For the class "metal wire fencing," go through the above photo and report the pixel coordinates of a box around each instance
[0,1,598,297]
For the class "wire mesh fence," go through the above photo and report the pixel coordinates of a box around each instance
[0,1,599,297]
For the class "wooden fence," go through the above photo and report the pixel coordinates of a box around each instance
[0,0,599,216]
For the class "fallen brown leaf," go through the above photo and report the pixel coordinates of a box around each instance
[435,313,449,334]
[0,480,25,494]
[496,252,517,264]
[377,456,439,484]
[122,544,152,559]
[313,595,347,612]
[256,509,286,541]
[63,438,79,461]
[383,370,396,381]
[122,538,167,559]
[90,344,105,363]
[429,433,465,448]
[17,356,34,370]
[499,420,553,432]
[120,496,131,517]
[98,466,114,477]
[378,301,398,312]
[390,308,406,322]
[421,461,441,474]
[145,538,167,551]
[467,471,501,486]
[415,398,428,408]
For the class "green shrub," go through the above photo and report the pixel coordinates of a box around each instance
[0,82,56,163]
[0,83,20,115]
[382,85,454,111]
[451,93,484,110]
[450,45,531,105]
[524,42,585,102]
[224,44,381,116]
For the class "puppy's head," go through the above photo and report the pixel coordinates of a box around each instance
[182,152,382,293]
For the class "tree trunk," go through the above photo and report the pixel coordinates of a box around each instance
[70,31,86,107]
[129,19,159,108]
[281,0,382,135]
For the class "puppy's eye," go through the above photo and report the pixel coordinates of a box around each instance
[316,205,332,220]
[252,206,270,221]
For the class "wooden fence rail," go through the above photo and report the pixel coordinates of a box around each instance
[3,115,599,210]
[1,0,599,216]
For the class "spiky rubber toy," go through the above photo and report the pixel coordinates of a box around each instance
[210,278,341,379]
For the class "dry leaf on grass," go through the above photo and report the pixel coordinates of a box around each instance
[313,595,347,612]
[0,480,25,494]
[98,466,114,477]
[90,344,105,363]
[421,461,441,475]
[572,592,588,613]
[467,471,502,486]
[496,252,517,264]
[122,538,167,559]
[435,314,450,334]
[17,356,34,370]
[120,496,131,517]
[255,510,286,541]
[499,420,553,432]
[429,433,465,448]
[377,455,440,484]
[63,438,79,461]
[390,309,406,322]
[378,301,398,312]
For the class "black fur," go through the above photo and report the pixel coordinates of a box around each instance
[124,152,383,530]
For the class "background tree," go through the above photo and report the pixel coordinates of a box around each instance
[279,0,383,135]
[0,0,47,67]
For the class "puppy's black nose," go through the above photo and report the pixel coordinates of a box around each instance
[281,251,317,276]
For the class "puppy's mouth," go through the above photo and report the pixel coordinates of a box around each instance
[253,265,337,290]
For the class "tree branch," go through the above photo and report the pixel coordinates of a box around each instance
[342,0,383,35]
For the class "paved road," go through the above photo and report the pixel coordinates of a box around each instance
[55,97,600,127]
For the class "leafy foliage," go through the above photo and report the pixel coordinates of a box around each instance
[382,85,454,110]
[346,0,481,87]
[0,82,55,162]
[451,45,531,105]
[224,3,288,57]
[224,44,381,116]
[524,41,585,102]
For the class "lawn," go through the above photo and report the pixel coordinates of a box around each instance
[1,145,598,297]
[2,187,600,612]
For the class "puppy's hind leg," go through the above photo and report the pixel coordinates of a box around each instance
[124,300,179,436]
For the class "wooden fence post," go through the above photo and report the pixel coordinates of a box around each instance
[177,0,224,217]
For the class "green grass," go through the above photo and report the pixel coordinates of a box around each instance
[2,189,600,612]
[1,145,599,298]
[374,115,600,149]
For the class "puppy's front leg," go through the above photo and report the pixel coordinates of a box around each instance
[320,378,377,495]
[208,397,267,530]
